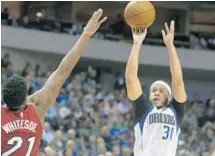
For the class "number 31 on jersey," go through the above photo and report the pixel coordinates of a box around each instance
[162,125,174,141]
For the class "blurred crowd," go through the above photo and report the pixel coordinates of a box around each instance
[2,53,215,156]
[2,7,215,50]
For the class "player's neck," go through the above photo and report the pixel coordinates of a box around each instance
[156,105,167,111]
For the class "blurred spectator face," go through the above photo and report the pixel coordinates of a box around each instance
[55,140,63,148]
[193,102,205,117]
[112,145,120,156]
[105,152,112,156]
[23,15,29,24]
[207,109,215,117]
[3,53,10,61]
[122,147,132,156]
[44,122,51,132]
[97,143,106,155]
[209,99,215,108]
[67,129,76,139]
[66,140,75,149]
[89,135,96,144]
[206,127,214,138]
[97,137,105,144]
[3,8,8,13]
[55,130,63,140]
[26,71,34,82]
[64,149,72,156]
[69,90,75,98]
[38,151,46,156]
[44,146,56,156]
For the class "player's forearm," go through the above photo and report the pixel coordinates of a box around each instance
[125,43,142,79]
[57,33,90,76]
[167,45,184,84]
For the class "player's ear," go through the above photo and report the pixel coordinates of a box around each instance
[168,94,172,102]
[149,93,152,102]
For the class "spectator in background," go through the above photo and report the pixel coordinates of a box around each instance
[44,146,56,156]
[7,11,20,27]
[112,145,120,156]
[35,64,41,77]
[88,135,97,156]
[109,14,125,36]
[25,71,35,95]
[1,8,9,24]
[42,122,55,145]
[21,62,31,77]
[1,53,11,69]
[114,73,125,90]
[20,15,30,28]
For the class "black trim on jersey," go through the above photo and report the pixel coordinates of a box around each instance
[171,98,186,124]
[132,94,186,124]
[133,94,151,123]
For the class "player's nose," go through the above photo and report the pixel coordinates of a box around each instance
[154,92,160,96]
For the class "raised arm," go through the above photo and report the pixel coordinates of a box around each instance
[125,28,147,101]
[161,20,187,103]
[27,9,107,116]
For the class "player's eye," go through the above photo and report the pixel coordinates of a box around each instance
[152,88,156,92]
[159,89,163,93]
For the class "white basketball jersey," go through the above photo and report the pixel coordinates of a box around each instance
[133,104,180,156]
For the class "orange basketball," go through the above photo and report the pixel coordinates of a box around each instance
[124,1,155,29]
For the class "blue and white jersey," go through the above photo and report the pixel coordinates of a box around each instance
[133,94,186,156]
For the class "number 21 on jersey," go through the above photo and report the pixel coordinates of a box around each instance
[162,125,174,141]
[2,136,35,156]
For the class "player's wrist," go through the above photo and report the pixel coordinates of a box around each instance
[166,44,175,50]
[82,31,92,39]
[133,40,142,45]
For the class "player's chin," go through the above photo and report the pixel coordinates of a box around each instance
[152,101,163,107]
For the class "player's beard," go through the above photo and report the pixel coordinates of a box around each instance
[156,98,168,109]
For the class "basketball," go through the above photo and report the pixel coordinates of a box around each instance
[124,1,155,29]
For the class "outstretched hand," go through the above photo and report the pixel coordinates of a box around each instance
[84,9,107,37]
[161,20,175,48]
[132,28,147,44]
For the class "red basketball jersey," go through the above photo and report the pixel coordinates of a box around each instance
[1,104,43,156]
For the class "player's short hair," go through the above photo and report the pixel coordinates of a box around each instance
[2,75,27,110]
[150,80,172,95]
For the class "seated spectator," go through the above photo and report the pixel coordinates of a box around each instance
[1,8,9,24]
[1,53,11,69]
[20,15,31,29]
[42,122,55,145]
[109,14,125,36]
[7,12,20,27]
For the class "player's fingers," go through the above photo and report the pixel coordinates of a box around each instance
[95,8,103,21]
[143,29,147,34]
[161,30,166,37]
[165,22,170,33]
[99,16,107,24]
[90,11,98,20]
[170,20,175,34]
[133,28,138,34]
[139,28,143,34]
[132,28,135,34]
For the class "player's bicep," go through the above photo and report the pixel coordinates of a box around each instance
[27,90,48,120]
[42,69,68,105]
[126,76,142,101]
[172,98,186,123]
[172,81,187,103]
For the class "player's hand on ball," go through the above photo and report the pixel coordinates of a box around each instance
[161,20,175,48]
[84,9,107,37]
[132,28,147,44]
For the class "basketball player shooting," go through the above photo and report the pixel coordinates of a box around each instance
[125,20,187,156]
[1,9,107,156]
